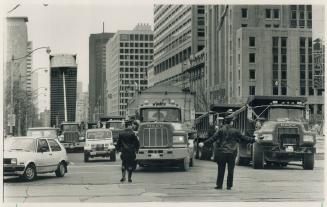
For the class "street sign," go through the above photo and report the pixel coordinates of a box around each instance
[8,114,15,126]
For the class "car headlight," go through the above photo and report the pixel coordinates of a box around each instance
[173,136,185,144]
[303,135,314,142]
[11,158,17,165]
[258,134,273,141]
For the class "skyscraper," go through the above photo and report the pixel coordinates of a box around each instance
[50,54,77,127]
[106,23,153,117]
[89,33,115,122]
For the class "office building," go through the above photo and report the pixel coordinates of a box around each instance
[106,23,153,117]
[50,54,77,127]
[89,33,115,122]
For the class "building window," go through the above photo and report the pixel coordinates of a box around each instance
[249,53,255,63]
[281,87,287,95]
[265,24,271,28]
[309,87,314,95]
[238,38,240,48]
[266,9,271,18]
[317,104,323,114]
[249,37,255,47]
[273,9,280,19]
[241,24,248,27]
[238,86,241,96]
[249,86,256,95]
[300,87,306,95]
[249,70,255,79]
[300,37,306,47]
[238,54,240,64]
[281,71,287,79]
[241,8,248,18]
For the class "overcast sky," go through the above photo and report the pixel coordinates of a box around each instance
[3,0,325,112]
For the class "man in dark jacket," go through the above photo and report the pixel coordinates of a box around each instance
[199,117,254,190]
[116,127,140,183]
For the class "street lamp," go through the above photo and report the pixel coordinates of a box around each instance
[8,46,51,136]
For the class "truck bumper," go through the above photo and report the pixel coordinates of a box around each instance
[264,146,316,162]
[84,149,115,157]
[62,142,85,149]
[136,148,189,161]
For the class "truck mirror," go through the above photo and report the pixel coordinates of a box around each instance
[305,108,310,120]
[247,108,253,120]
[209,114,213,125]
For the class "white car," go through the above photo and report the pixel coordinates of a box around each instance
[84,128,116,162]
[4,136,69,181]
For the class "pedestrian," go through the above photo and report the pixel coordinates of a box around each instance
[116,126,140,183]
[199,117,254,190]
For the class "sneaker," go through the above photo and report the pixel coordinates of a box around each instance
[128,179,132,183]
[214,186,222,190]
[120,178,126,182]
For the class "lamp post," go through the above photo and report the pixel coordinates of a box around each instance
[9,46,51,136]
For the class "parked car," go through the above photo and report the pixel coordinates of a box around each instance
[27,127,59,139]
[84,128,116,162]
[3,136,69,181]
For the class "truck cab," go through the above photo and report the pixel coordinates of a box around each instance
[136,100,195,171]
[58,122,85,150]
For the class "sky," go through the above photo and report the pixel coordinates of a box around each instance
[3,0,326,113]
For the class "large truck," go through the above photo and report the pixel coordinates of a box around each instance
[193,104,242,160]
[58,122,85,151]
[98,116,126,145]
[227,96,316,170]
[128,85,196,171]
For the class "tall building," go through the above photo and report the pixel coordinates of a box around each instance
[40,109,51,127]
[26,41,33,96]
[89,33,115,122]
[106,23,153,117]
[151,5,205,85]
[5,17,29,135]
[50,54,78,127]
[204,5,321,108]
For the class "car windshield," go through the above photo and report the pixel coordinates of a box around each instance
[108,122,124,129]
[4,138,36,152]
[141,108,181,122]
[27,129,57,138]
[269,107,304,121]
[62,125,79,131]
[87,131,112,139]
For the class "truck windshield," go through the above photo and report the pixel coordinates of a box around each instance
[141,108,181,122]
[108,122,124,129]
[5,138,36,152]
[87,131,111,139]
[62,125,79,131]
[27,129,57,138]
[269,108,304,121]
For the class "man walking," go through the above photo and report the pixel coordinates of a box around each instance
[199,117,253,190]
[116,127,140,183]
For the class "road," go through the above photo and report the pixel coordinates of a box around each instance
[3,152,324,203]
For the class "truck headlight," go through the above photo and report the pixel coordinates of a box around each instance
[173,136,185,143]
[303,135,314,142]
[11,158,17,165]
[79,136,85,141]
[262,134,273,141]
[59,135,64,142]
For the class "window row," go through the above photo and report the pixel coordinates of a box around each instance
[119,55,153,60]
[120,34,153,42]
[119,42,153,48]
[119,49,154,54]
[120,61,150,66]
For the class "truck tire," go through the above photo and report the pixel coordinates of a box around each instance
[236,148,244,166]
[180,157,190,171]
[84,152,89,162]
[110,151,116,161]
[252,142,264,169]
[303,154,314,170]
[195,142,200,159]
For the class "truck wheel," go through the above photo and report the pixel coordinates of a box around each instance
[252,142,264,169]
[55,162,66,177]
[195,142,200,159]
[110,151,116,161]
[22,164,37,181]
[84,152,89,162]
[303,154,314,170]
[236,148,244,166]
[180,157,190,171]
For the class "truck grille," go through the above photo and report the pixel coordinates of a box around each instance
[95,144,104,150]
[112,131,120,143]
[278,127,299,146]
[141,127,169,147]
[64,132,79,143]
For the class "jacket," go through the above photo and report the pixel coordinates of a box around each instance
[116,128,140,161]
[204,124,252,155]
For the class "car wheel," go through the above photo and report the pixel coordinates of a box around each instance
[189,156,194,167]
[303,153,314,170]
[55,162,66,177]
[84,152,89,162]
[23,164,37,181]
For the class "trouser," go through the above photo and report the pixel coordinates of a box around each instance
[216,153,236,188]
[121,158,136,180]
[121,165,133,180]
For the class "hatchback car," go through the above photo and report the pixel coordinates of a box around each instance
[3,136,69,181]
[84,128,116,162]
